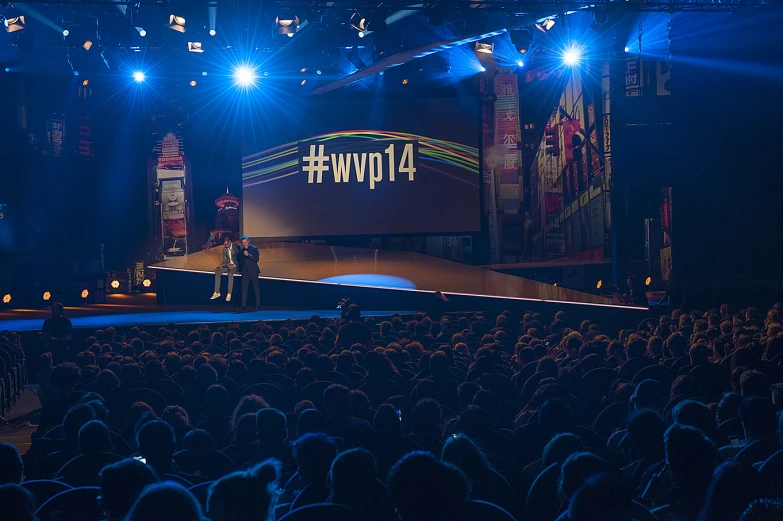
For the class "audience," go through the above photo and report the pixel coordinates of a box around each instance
[1,302,782,521]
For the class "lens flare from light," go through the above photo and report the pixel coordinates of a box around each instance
[133,71,146,82]
[233,65,258,88]
[563,46,582,66]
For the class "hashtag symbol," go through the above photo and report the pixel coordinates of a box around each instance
[302,144,329,184]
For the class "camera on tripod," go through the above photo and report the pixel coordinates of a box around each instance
[336,297,352,321]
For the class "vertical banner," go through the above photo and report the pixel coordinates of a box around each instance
[625,58,642,97]
[46,114,65,157]
[155,131,189,259]
[660,187,673,281]
[494,71,523,262]
[656,60,672,96]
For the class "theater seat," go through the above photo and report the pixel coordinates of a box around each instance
[20,480,73,509]
[279,503,365,521]
[453,500,516,521]
[36,486,102,521]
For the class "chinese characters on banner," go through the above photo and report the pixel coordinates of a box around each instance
[46,116,65,157]
[494,72,522,262]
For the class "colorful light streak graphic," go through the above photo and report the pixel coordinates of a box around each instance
[242,131,479,188]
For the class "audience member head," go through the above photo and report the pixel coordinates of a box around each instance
[542,433,585,468]
[293,432,338,485]
[698,461,769,521]
[0,443,23,484]
[136,420,177,474]
[207,460,280,521]
[99,458,159,521]
[329,448,377,508]
[388,451,469,521]
[664,424,719,493]
[740,370,771,398]
[0,484,37,521]
[568,473,633,521]
[78,420,113,455]
[256,408,288,446]
[739,396,777,440]
[559,452,611,502]
[125,482,203,521]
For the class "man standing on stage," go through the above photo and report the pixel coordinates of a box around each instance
[239,235,261,311]
[211,236,240,302]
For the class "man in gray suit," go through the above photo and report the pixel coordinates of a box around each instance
[211,236,240,301]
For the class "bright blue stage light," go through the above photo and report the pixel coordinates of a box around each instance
[517,60,524,67]
[133,71,146,82]
[479,66,486,72]
[233,65,258,88]
[563,46,582,66]
[4,67,10,73]
[624,46,630,53]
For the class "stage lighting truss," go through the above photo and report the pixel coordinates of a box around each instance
[3,15,25,33]
[169,14,187,33]
[350,10,387,35]
[188,41,204,53]
[276,11,299,35]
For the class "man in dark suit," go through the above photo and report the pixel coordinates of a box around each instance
[239,235,261,310]
[211,236,240,302]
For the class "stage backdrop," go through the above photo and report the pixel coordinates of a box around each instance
[241,97,480,238]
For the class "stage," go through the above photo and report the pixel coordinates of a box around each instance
[0,294,413,332]
[148,242,648,327]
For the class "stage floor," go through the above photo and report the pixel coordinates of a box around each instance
[151,242,629,307]
[0,295,412,332]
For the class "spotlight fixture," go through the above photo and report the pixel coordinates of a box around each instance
[63,29,70,37]
[316,69,322,75]
[209,29,216,36]
[510,28,533,55]
[300,67,307,73]
[110,279,120,289]
[624,46,629,53]
[202,71,208,76]
[187,41,204,53]
[133,71,145,83]
[83,40,93,51]
[43,291,52,301]
[189,80,197,86]
[82,79,89,86]
[81,289,89,299]
[3,16,25,33]
[142,279,152,288]
[2,294,10,304]
[563,46,582,66]
[275,12,299,35]
[516,60,524,67]
[350,10,387,34]
[596,280,603,289]
[136,27,147,37]
[645,276,652,286]
[233,65,257,88]
[535,19,556,32]
[301,79,307,85]
[168,14,187,33]
[475,41,494,55]
[402,78,409,85]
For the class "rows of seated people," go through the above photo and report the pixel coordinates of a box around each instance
[2,303,783,521]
